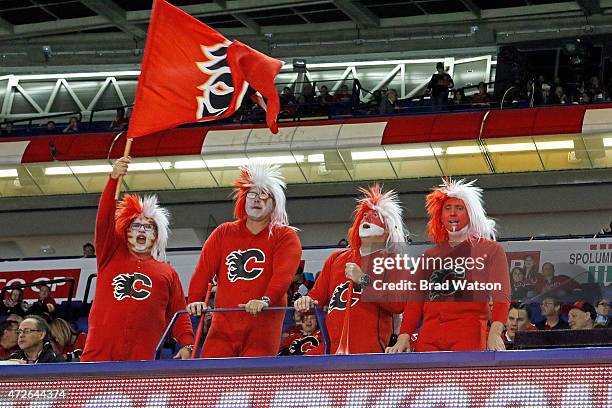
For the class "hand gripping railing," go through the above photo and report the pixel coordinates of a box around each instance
[154,306,330,360]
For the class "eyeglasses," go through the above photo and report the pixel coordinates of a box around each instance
[129,223,156,231]
[16,329,42,335]
[246,191,271,200]
[598,302,610,308]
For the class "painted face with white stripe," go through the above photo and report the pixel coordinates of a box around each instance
[127,215,157,254]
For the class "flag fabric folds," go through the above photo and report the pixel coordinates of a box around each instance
[128,0,283,138]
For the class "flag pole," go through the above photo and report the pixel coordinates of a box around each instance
[114,137,133,200]
[335,280,353,354]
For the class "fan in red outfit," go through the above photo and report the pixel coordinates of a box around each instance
[295,184,407,354]
[278,310,323,355]
[81,157,194,362]
[387,178,510,353]
[187,162,302,357]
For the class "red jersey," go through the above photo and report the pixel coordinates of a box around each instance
[308,249,404,354]
[58,332,87,356]
[82,177,193,362]
[188,220,302,357]
[278,329,324,355]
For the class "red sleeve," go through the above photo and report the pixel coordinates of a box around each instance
[399,301,424,335]
[168,269,194,347]
[491,243,511,324]
[307,250,341,305]
[264,228,302,304]
[188,226,223,303]
[74,332,87,351]
[95,176,121,270]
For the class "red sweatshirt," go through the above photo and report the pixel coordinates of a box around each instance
[400,239,510,347]
[81,177,193,362]
[308,249,404,354]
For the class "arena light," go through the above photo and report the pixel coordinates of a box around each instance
[535,140,574,150]
[351,150,387,160]
[386,147,443,158]
[0,169,18,178]
[446,145,482,155]
[603,137,612,147]
[174,160,206,169]
[44,162,172,175]
[307,154,325,162]
[128,162,172,171]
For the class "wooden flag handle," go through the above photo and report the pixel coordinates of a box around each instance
[114,137,133,200]
[191,283,213,359]
[335,280,353,355]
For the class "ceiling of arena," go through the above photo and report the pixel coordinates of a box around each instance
[0,0,611,69]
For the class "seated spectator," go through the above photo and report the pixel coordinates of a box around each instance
[536,296,569,330]
[470,82,491,106]
[366,90,383,115]
[597,220,612,236]
[278,310,323,355]
[0,319,19,358]
[588,76,607,101]
[523,255,542,287]
[502,303,536,349]
[594,298,610,327]
[568,301,597,330]
[297,84,316,116]
[1,288,28,317]
[337,238,349,247]
[316,85,333,104]
[279,86,296,106]
[536,262,579,296]
[549,85,567,105]
[579,90,593,104]
[27,284,56,319]
[62,116,79,133]
[379,89,398,115]
[333,84,352,103]
[5,314,23,325]
[82,242,95,258]
[282,309,304,340]
[452,88,466,108]
[510,266,528,301]
[110,107,129,131]
[8,315,64,363]
[44,120,57,134]
[50,318,87,361]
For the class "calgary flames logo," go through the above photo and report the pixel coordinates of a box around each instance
[328,281,362,314]
[289,336,320,355]
[225,248,266,282]
[196,42,248,119]
[112,272,152,301]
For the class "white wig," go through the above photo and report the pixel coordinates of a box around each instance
[233,161,290,229]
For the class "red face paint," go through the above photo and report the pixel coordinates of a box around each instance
[441,197,469,233]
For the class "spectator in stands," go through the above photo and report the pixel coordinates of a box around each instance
[63,116,79,133]
[595,298,610,327]
[379,89,398,115]
[9,315,64,363]
[588,76,607,101]
[366,90,382,115]
[502,303,536,349]
[0,319,19,358]
[5,314,23,325]
[50,318,87,361]
[470,82,491,106]
[27,284,56,319]
[549,85,567,105]
[337,238,349,247]
[579,90,593,104]
[82,242,95,258]
[452,88,466,109]
[597,220,612,236]
[536,262,579,296]
[537,296,569,330]
[278,310,323,355]
[427,62,454,111]
[523,255,540,286]
[110,107,129,131]
[316,85,333,116]
[333,84,353,115]
[45,120,57,134]
[568,301,596,330]
[1,288,28,317]
[510,266,528,301]
[297,84,316,116]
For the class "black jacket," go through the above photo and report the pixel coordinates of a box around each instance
[9,341,65,363]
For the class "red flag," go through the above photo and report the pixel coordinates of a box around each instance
[128,0,283,137]
[335,280,353,355]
